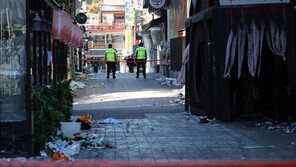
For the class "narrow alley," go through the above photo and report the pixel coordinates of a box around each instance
[72,73,296,162]
[2,0,296,165]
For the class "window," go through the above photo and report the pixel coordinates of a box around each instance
[0,0,27,122]
[106,34,125,44]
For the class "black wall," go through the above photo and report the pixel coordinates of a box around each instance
[170,37,184,71]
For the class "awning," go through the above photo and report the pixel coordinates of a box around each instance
[142,17,166,31]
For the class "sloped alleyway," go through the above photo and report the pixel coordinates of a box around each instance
[72,73,296,162]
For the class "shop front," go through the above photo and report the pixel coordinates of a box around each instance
[0,0,31,156]
[186,1,296,121]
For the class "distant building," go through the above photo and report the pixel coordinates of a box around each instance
[85,1,127,59]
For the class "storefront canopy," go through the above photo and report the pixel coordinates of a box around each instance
[142,17,166,32]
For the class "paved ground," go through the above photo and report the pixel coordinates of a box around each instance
[72,73,296,162]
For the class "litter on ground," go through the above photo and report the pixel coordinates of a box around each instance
[51,151,69,161]
[253,121,296,134]
[77,115,94,124]
[100,118,121,124]
[70,81,85,90]
[155,74,182,87]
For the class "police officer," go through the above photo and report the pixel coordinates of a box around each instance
[135,42,147,78]
[105,44,117,79]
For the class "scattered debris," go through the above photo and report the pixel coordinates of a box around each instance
[70,81,86,90]
[42,130,114,160]
[199,117,210,124]
[46,139,81,157]
[185,112,192,116]
[170,99,182,103]
[76,115,94,124]
[268,126,276,130]
[155,74,182,87]
[51,151,69,161]
[100,118,121,124]
[75,73,90,80]
[253,121,296,134]
[170,86,186,104]
[90,85,101,88]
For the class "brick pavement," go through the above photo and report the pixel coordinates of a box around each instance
[73,73,296,162]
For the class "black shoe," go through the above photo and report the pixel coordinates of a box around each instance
[106,76,109,79]
[136,76,139,78]
[113,76,116,79]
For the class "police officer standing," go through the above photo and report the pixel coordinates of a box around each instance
[105,44,117,79]
[135,42,147,78]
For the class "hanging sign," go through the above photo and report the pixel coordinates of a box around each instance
[52,10,67,41]
[219,0,289,5]
[75,13,88,24]
[125,30,132,53]
[63,12,71,43]
[125,0,132,24]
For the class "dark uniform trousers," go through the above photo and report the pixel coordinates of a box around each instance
[136,62,146,78]
[106,62,116,78]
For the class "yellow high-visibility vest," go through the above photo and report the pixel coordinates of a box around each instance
[136,47,147,60]
[105,48,117,61]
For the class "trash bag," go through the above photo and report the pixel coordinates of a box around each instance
[77,115,94,124]
[75,119,91,130]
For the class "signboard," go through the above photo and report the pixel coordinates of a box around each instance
[219,0,289,5]
[52,10,67,41]
[125,30,132,53]
[75,13,88,24]
[125,0,132,24]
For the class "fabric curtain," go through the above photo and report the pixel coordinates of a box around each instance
[223,19,286,79]
[178,44,190,83]
[223,30,237,78]
[265,19,286,61]
[237,26,247,78]
[247,20,264,77]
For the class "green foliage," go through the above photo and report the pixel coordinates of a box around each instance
[88,1,103,14]
[32,81,74,155]
[68,67,76,80]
